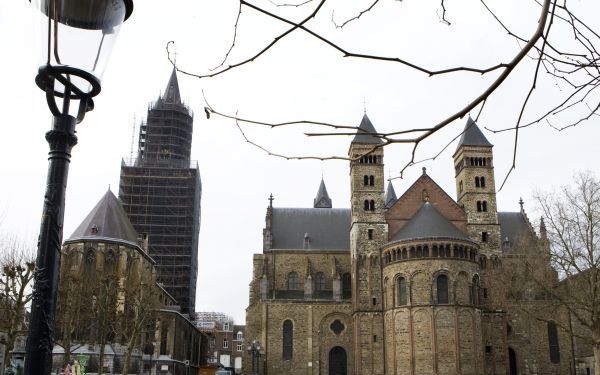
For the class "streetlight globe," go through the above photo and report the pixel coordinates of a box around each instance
[31,0,134,98]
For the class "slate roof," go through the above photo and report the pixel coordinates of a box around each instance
[352,114,383,144]
[66,189,140,247]
[162,67,181,104]
[498,211,531,252]
[314,178,332,208]
[390,202,471,243]
[271,208,350,251]
[455,117,492,153]
[384,180,397,209]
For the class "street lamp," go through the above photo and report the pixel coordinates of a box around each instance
[24,1,133,374]
[247,340,264,375]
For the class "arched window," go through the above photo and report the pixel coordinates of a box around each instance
[480,176,486,187]
[342,273,351,298]
[548,321,560,363]
[369,200,375,211]
[283,320,293,360]
[437,275,449,304]
[369,175,375,186]
[364,200,369,211]
[482,201,488,212]
[397,277,407,306]
[288,272,299,290]
[475,176,480,187]
[477,201,482,212]
[315,272,325,291]
[363,176,369,186]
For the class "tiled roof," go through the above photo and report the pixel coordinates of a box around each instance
[352,114,383,144]
[390,202,470,243]
[271,208,350,251]
[66,189,139,246]
[455,117,492,152]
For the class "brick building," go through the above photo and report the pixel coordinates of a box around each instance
[244,115,573,375]
[196,313,245,374]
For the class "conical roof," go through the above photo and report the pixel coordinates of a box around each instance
[162,67,181,104]
[390,202,470,242]
[352,114,383,144]
[384,180,397,209]
[455,117,492,152]
[313,178,332,208]
[66,190,140,246]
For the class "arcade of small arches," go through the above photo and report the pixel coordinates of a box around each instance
[454,155,492,174]
[383,271,483,308]
[357,154,382,164]
[383,241,479,265]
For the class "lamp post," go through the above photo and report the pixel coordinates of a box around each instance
[247,340,264,375]
[24,1,133,374]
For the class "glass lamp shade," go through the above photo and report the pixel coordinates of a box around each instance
[32,0,133,98]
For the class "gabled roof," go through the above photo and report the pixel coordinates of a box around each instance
[271,208,350,251]
[390,202,471,243]
[162,67,182,104]
[314,178,332,208]
[454,117,492,153]
[352,114,383,144]
[384,180,397,209]
[66,189,140,247]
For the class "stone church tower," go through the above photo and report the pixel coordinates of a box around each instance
[453,117,501,257]
[348,114,386,375]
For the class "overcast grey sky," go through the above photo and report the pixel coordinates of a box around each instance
[1,0,599,323]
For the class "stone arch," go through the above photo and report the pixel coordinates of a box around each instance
[411,271,430,305]
[435,309,456,374]
[328,346,348,375]
[412,309,433,373]
[455,271,470,305]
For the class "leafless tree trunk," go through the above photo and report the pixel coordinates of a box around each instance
[0,237,35,374]
[120,283,159,375]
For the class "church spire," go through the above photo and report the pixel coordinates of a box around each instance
[314,178,332,208]
[454,116,492,154]
[352,113,383,145]
[384,180,397,209]
[162,67,182,104]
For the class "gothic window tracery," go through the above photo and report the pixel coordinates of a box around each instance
[288,272,299,290]
[315,272,325,291]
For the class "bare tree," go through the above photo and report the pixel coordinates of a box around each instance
[170,0,599,185]
[0,238,35,374]
[506,172,600,374]
[120,281,159,375]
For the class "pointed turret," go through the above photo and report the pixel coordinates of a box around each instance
[352,113,383,144]
[454,117,492,153]
[314,178,332,208]
[67,190,140,246]
[162,67,182,104]
[384,180,397,209]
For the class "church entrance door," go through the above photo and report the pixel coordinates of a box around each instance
[328,346,347,375]
[508,347,518,375]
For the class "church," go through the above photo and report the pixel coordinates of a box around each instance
[244,115,572,375]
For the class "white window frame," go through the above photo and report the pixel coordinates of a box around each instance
[223,338,229,349]
[237,343,243,351]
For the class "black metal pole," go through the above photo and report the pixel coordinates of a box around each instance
[24,113,78,375]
